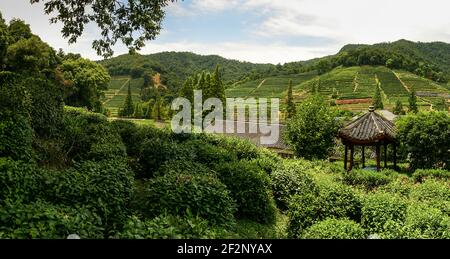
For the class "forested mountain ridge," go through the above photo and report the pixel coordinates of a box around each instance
[98,51,276,92]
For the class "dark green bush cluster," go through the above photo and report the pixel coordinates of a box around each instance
[341,169,397,190]
[0,200,103,239]
[0,157,135,234]
[412,169,450,183]
[287,182,362,238]
[271,161,319,210]
[302,218,366,239]
[140,172,236,226]
[62,107,126,163]
[214,160,277,224]
[116,214,228,239]
[409,179,450,214]
[361,192,407,234]
[0,114,33,161]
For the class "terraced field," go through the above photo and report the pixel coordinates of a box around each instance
[102,77,143,116]
[228,66,450,113]
[226,73,316,98]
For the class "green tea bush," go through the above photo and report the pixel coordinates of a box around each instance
[409,179,450,214]
[403,203,450,239]
[116,214,227,239]
[341,169,397,190]
[156,160,214,177]
[361,192,407,234]
[0,200,103,239]
[138,137,195,178]
[180,139,237,166]
[302,218,366,239]
[412,169,450,183]
[287,182,362,238]
[42,159,135,230]
[271,162,319,210]
[62,107,126,162]
[0,113,33,160]
[141,172,236,226]
[214,160,277,224]
[0,158,44,202]
[380,175,413,198]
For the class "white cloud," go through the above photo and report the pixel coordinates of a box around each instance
[1,0,450,64]
[139,40,338,64]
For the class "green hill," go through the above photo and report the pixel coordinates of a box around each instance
[229,66,450,112]
[98,52,275,92]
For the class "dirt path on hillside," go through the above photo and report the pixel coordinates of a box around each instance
[246,79,267,98]
[103,78,130,105]
[353,72,359,92]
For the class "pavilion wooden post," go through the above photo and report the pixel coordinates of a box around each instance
[344,145,348,171]
[361,146,365,168]
[376,144,381,171]
[349,145,354,171]
[384,143,388,168]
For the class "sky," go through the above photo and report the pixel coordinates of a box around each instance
[1,0,450,64]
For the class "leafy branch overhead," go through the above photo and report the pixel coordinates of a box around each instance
[30,0,177,58]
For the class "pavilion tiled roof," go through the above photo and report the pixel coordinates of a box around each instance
[339,106,396,144]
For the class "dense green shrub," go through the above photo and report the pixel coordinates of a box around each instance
[62,107,126,163]
[302,219,366,239]
[0,200,103,239]
[341,169,397,190]
[361,192,407,234]
[0,158,44,202]
[412,169,450,183]
[403,203,450,239]
[380,175,413,197]
[0,71,31,116]
[287,182,362,238]
[156,160,213,177]
[180,139,237,166]
[409,179,450,214]
[271,162,319,210]
[283,95,341,159]
[140,172,236,225]
[110,119,140,156]
[0,113,33,160]
[42,159,135,230]
[27,77,64,138]
[214,160,277,224]
[115,214,228,239]
[396,111,450,169]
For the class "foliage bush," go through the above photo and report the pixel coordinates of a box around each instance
[361,192,407,234]
[283,95,341,159]
[0,200,103,239]
[287,182,362,238]
[62,107,126,163]
[0,158,44,202]
[214,160,277,224]
[412,169,450,183]
[402,203,450,239]
[379,175,413,198]
[180,139,237,167]
[271,161,319,210]
[409,179,450,214]
[0,113,33,161]
[41,159,135,231]
[396,111,450,170]
[341,169,397,190]
[115,214,227,239]
[140,172,236,226]
[302,219,366,239]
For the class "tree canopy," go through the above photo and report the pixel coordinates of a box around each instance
[30,0,177,58]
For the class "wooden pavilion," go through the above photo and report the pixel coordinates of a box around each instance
[338,106,397,171]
